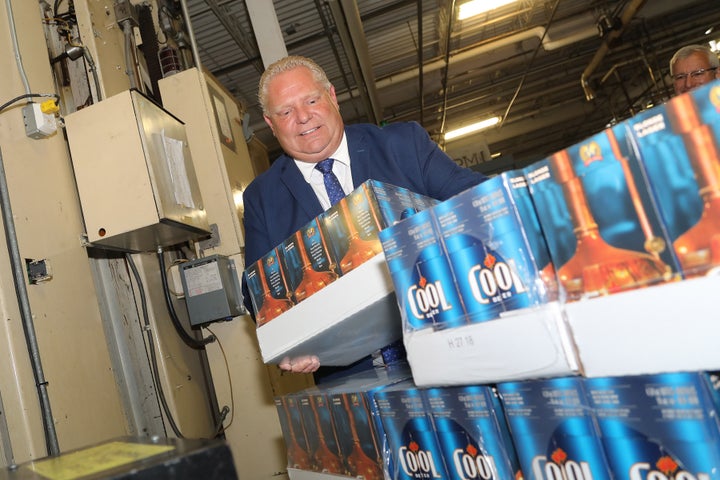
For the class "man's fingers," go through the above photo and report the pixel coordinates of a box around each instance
[278,355,321,373]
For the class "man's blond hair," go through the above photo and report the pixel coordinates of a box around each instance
[258,56,332,115]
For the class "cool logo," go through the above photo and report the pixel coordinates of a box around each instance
[532,455,594,480]
[407,279,453,320]
[468,259,526,305]
[629,463,709,480]
[452,449,498,479]
[398,445,443,479]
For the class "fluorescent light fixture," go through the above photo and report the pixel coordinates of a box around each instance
[458,0,518,20]
[444,116,501,141]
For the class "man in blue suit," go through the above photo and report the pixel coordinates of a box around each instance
[243,55,486,374]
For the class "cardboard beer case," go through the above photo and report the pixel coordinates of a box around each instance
[433,171,556,324]
[626,79,720,278]
[251,180,437,366]
[584,371,720,480]
[497,376,614,480]
[424,384,523,480]
[373,381,451,480]
[524,123,678,302]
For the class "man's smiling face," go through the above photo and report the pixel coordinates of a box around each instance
[263,66,344,163]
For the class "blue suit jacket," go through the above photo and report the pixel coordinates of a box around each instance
[242,121,487,267]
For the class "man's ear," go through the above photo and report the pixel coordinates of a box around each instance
[263,114,275,134]
[328,85,339,109]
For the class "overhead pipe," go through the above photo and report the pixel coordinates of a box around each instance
[581,0,648,101]
[335,13,598,104]
[417,0,424,126]
[179,0,202,70]
[500,0,561,128]
[328,0,384,124]
[439,0,457,135]
[251,11,599,131]
[313,0,362,121]
[340,0,384,124]
[5,0,30,96]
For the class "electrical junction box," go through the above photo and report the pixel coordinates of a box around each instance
[64,89,210,252]
[22,102,57,138]
[179,254,245,326]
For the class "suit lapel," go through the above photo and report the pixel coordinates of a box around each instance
[278,155,324,219]
[347,127,371,188]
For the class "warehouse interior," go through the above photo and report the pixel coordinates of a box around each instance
[184,0,720,170]
[0,0,718,479]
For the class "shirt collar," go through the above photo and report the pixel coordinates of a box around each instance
[295,132,350,182]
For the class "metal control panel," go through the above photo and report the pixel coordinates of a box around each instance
[179,255,245,326]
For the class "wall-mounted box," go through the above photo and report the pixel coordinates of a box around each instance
[179,254,245,326]
[65,89,209,252]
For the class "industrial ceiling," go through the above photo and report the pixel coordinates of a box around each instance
[182,0,720,173]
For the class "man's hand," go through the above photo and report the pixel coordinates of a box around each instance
[279,355,320,374]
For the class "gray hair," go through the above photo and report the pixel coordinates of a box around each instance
[258,56,332,114]
[669,44,720,75]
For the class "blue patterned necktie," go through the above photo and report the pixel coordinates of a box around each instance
[315,158,345,206]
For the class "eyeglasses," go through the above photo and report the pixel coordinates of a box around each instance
[672,67,718,83]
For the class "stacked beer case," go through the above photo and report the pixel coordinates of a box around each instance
[494,372,720,480]
[275,364,413,478]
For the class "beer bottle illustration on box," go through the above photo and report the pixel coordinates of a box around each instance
[297,393,344,474]
[282,221,338,304]
[323,187,384,275]
[330,392,384,480]
[242,261,263,317]
[309,394,344,474]
[526,125,673,300]
[506,171,559,302]
[279,396,313,471]
[665,87,720,275]
[255,248,294,326]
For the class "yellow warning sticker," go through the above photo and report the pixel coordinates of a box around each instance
[26,441,175,480]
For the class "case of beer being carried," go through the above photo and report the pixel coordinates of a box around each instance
[248,180,438,366]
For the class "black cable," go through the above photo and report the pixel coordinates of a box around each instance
[500,0,561,127]
[0,93,59,114]
[157,249,215,349]
[439,0,456,136]
[213,406,231,438]
[125,253,184,438]
[127,253,230,439]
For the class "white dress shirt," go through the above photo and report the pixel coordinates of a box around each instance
[294,133,354,210]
